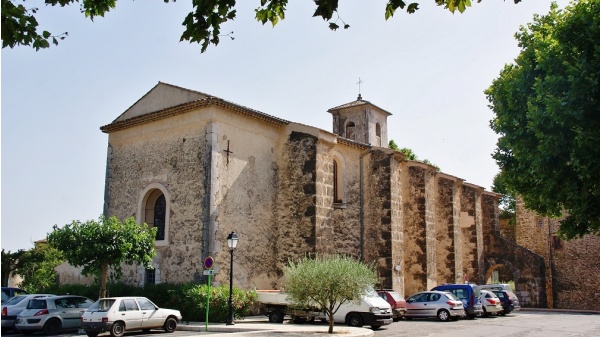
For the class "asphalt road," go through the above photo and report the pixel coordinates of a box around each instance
[3,311,599,337]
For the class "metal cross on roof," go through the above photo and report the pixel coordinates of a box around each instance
[357,77,364,100]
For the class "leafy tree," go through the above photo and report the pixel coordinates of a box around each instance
[283,254,378,333]
[47,215,157,297]
[2,0,522,53]
[13,243,64,293]
[492,172,516,227]
[388,139,400,151]
[486,0,600,239]
[1,249,25,287]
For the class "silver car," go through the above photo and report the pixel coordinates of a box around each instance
[15,295,94,335]
[404,291,464,321]
[1,294,54,331]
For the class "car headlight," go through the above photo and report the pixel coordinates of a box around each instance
[370,307,379,314]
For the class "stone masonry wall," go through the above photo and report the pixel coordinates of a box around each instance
[460,186,478,283]
[363,149,394,287]
[516,200,600,310]
[435,177,456,285]
[403,165,427,295]
[107,121,207,285]
[270,131,319,287]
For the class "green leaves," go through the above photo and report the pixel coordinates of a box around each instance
[284,254,378,333]
[255,0,287,26]
[47,215,157,280]
[487,0,600,239]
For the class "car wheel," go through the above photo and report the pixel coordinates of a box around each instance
[86,332,99,337]
[110,321,125,337]
[43,318,61,335]
[437,309,450,322]
[346,313,363,327]
[163,317,177,333]
[269,310,284,324]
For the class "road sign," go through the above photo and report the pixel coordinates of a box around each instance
[204,256,214,269]
[203,269,214,276]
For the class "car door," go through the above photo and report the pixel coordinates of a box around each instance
[137,298,163,328]
[406,293,428,317]
[119,299,143,329]
[55,297,82,329]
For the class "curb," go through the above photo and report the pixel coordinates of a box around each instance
[520,308,600,315]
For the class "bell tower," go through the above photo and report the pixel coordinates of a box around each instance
[328,93,392,147]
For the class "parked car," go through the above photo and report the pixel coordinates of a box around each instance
[1,287,29,303]
[377,290,406,321]
[404,291,464,321]
[1,294,54,331]
[15,295,95,335]
[478,290,503,317]
[430,284,483,319]
[80,296,182,337]
[491,289,521,315]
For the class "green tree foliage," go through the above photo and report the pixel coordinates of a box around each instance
[2,0,519,53]
[399,147,418,160]
[492,172,516,227]
[47,215,157,297]
[283,254,378,333]
[13,243,64,293]
[1,249,25,287]
[486,0,600,239]
[388,139,399,151]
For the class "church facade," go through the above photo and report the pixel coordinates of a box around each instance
[97,82,543,302]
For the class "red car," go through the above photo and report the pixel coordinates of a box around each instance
[377,290,406,321]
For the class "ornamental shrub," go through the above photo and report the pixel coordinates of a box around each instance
[181,284,257,323]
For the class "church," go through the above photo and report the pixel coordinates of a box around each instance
[96,82,545,302]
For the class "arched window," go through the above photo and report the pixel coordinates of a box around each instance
[333,155,344,205]
[139,184,171,246]
[153,195,166,240]
[346,122,356,141]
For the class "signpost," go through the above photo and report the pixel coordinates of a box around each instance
[203,256,214,332]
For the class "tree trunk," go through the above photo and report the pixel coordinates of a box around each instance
[328,311,335,334]
[100,262,108,298]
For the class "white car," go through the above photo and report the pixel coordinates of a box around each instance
[80,297,182,337]
[1,294,54,331]
[478,290,503,317]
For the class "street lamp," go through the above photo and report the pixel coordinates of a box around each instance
[226,231,239,325]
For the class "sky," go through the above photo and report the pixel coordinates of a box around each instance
[1,0,571,252]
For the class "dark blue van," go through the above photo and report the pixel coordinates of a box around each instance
[430,284,483,319]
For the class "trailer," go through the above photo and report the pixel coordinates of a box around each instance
[256,289,393,329]
[256,290,321,324]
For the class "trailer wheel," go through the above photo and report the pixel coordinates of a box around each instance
[292,316,306,324]
[269,310,284,323]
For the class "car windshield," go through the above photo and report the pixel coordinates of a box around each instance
[27,299,47,309]
[87,299,116,312]
[3,295,27,305]
[389,292,403,301]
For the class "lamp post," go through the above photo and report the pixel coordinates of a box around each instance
[226,231,239,325]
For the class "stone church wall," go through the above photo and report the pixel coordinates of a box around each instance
[434,177,456,285]
[212,114,285,290]
[460,186,478,283]
[105,111,210,285]
[363,150,394,287]
[402,165,428,296]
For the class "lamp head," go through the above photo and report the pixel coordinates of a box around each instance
[227,231,239,250]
